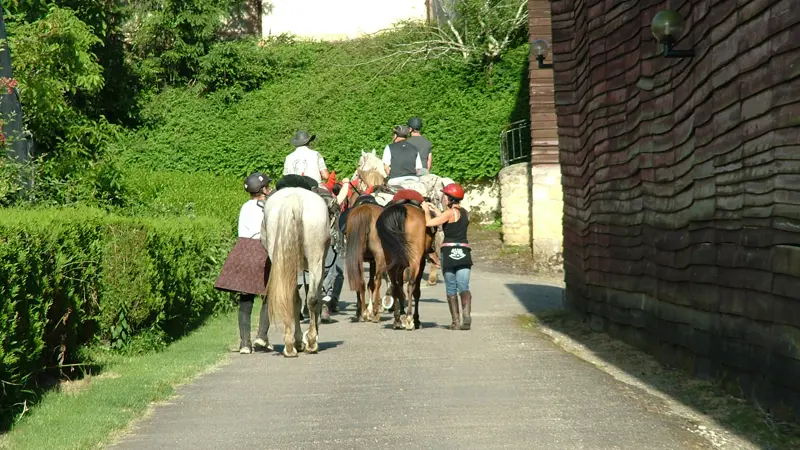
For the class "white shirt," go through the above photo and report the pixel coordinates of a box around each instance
[283,146,327,183]
[238,199,264,239]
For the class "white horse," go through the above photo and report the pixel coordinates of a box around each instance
[260,187,331,357]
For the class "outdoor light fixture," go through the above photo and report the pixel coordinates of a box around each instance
[651,9,694,58]
[530,39,553,69]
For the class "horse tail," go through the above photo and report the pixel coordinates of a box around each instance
[267,194,304,325]
[346,207,371,292]
[376,203,410,271]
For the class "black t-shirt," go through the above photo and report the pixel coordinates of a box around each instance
[407,135,431,166]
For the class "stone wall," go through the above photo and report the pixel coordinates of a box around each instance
[462,178,500,225]
[499,163,531,246]
[531,163,564,272]
[552,0,800,421]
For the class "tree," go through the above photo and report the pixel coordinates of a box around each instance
[383,0,528,70]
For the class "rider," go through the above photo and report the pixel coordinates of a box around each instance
[421,183,472,331]
[215,172,273,354]
[284,130,329,184]
[382,125,423,187]
[406,117,432,175]
[282,132,344,289]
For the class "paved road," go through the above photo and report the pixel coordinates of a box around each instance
[113,271,709,449]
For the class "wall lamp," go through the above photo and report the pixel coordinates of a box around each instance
[651,9,694,58]
[530,39,553,69]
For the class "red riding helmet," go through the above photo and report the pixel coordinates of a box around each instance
[442,183,464,200]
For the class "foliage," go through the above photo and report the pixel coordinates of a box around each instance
[124,0,240,86]
[120,168,243,224]
[388,0,528,69]
[8,6,105,152]
[197,36,318,93]
[1,309,237,449]
[120,33,531,182]
[0,207,235,423]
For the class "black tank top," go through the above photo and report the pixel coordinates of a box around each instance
[442,207,469,244]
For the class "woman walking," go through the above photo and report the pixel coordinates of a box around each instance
[421,183,473,330]
[215,172,273,353]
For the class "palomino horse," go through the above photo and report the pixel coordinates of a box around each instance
[260,187,330,357]
[376,201,434,330]
[345,202,387,322]
[354,150,442,287]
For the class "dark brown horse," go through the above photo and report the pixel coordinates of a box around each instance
[375,201,435,330]
[345,203,388,322]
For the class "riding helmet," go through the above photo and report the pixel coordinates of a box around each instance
[442,183,465,200]
[244,172,270,193]
[407,116,423,130]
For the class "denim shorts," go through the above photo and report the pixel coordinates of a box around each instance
[443,266,471,296]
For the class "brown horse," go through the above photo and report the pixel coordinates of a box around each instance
[375,201,435,330]
[345,203,388,322]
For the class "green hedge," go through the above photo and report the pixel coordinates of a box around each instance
[118,34,530,182]
[0,207,235,423]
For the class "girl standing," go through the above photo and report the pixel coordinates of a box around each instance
[421,183,473,330]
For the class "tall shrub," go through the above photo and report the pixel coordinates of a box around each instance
[0,207,234,425]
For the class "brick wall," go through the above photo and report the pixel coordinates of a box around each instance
[551,0,800,421]
[528,0,559,163]
[527,1,564,271]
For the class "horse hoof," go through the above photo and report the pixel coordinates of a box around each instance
[283,350,299,358]
[392,320,404,330]
[295,342,306,353]
[306,343,319,354]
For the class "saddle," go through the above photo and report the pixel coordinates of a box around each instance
[275,174,319,191]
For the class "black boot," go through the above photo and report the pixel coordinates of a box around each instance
[253,298,273,352]
[447,295,460,330]
[238,295,255,353]
[460,291,472,330]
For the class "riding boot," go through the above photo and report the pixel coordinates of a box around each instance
[238,295,255,353]
[447,295,460,330]
[460,291,472,330]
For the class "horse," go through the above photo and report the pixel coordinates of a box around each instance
[344,202,388,322]
[354,149,443,288]
[260,187,330,357]
[375,201,435,330]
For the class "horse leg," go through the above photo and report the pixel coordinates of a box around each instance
[413,257,426,329]
[304,250,325,354]
[293,289,308,353]
[403,262,420,331]
[371,260,385,322]
[360,260,374,322]
[366,260,378,322]
[391,269,404,330]
[282,289,299,357]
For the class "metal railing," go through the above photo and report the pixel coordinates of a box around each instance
[499,120,531,167]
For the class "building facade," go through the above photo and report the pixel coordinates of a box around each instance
[552,0,800,421]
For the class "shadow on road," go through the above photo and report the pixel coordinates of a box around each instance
[272,340,344,355]
[505,282,800,449]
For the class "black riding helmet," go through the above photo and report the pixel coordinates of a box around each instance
[407,116,423,131]
[244,172,270,193]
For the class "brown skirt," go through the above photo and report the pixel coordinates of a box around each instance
[214,238,271,296]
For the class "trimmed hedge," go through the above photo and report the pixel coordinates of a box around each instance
[0,207,235,422]
[118,34,531,182]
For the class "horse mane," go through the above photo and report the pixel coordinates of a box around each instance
[357,150,387,188]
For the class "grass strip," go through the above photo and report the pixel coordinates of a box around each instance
[1,310,237,450]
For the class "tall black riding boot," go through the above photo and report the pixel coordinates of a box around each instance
[238,295,255,353]
[253,298,273,352]
[447,295,460,330]
[460,291,472,330]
